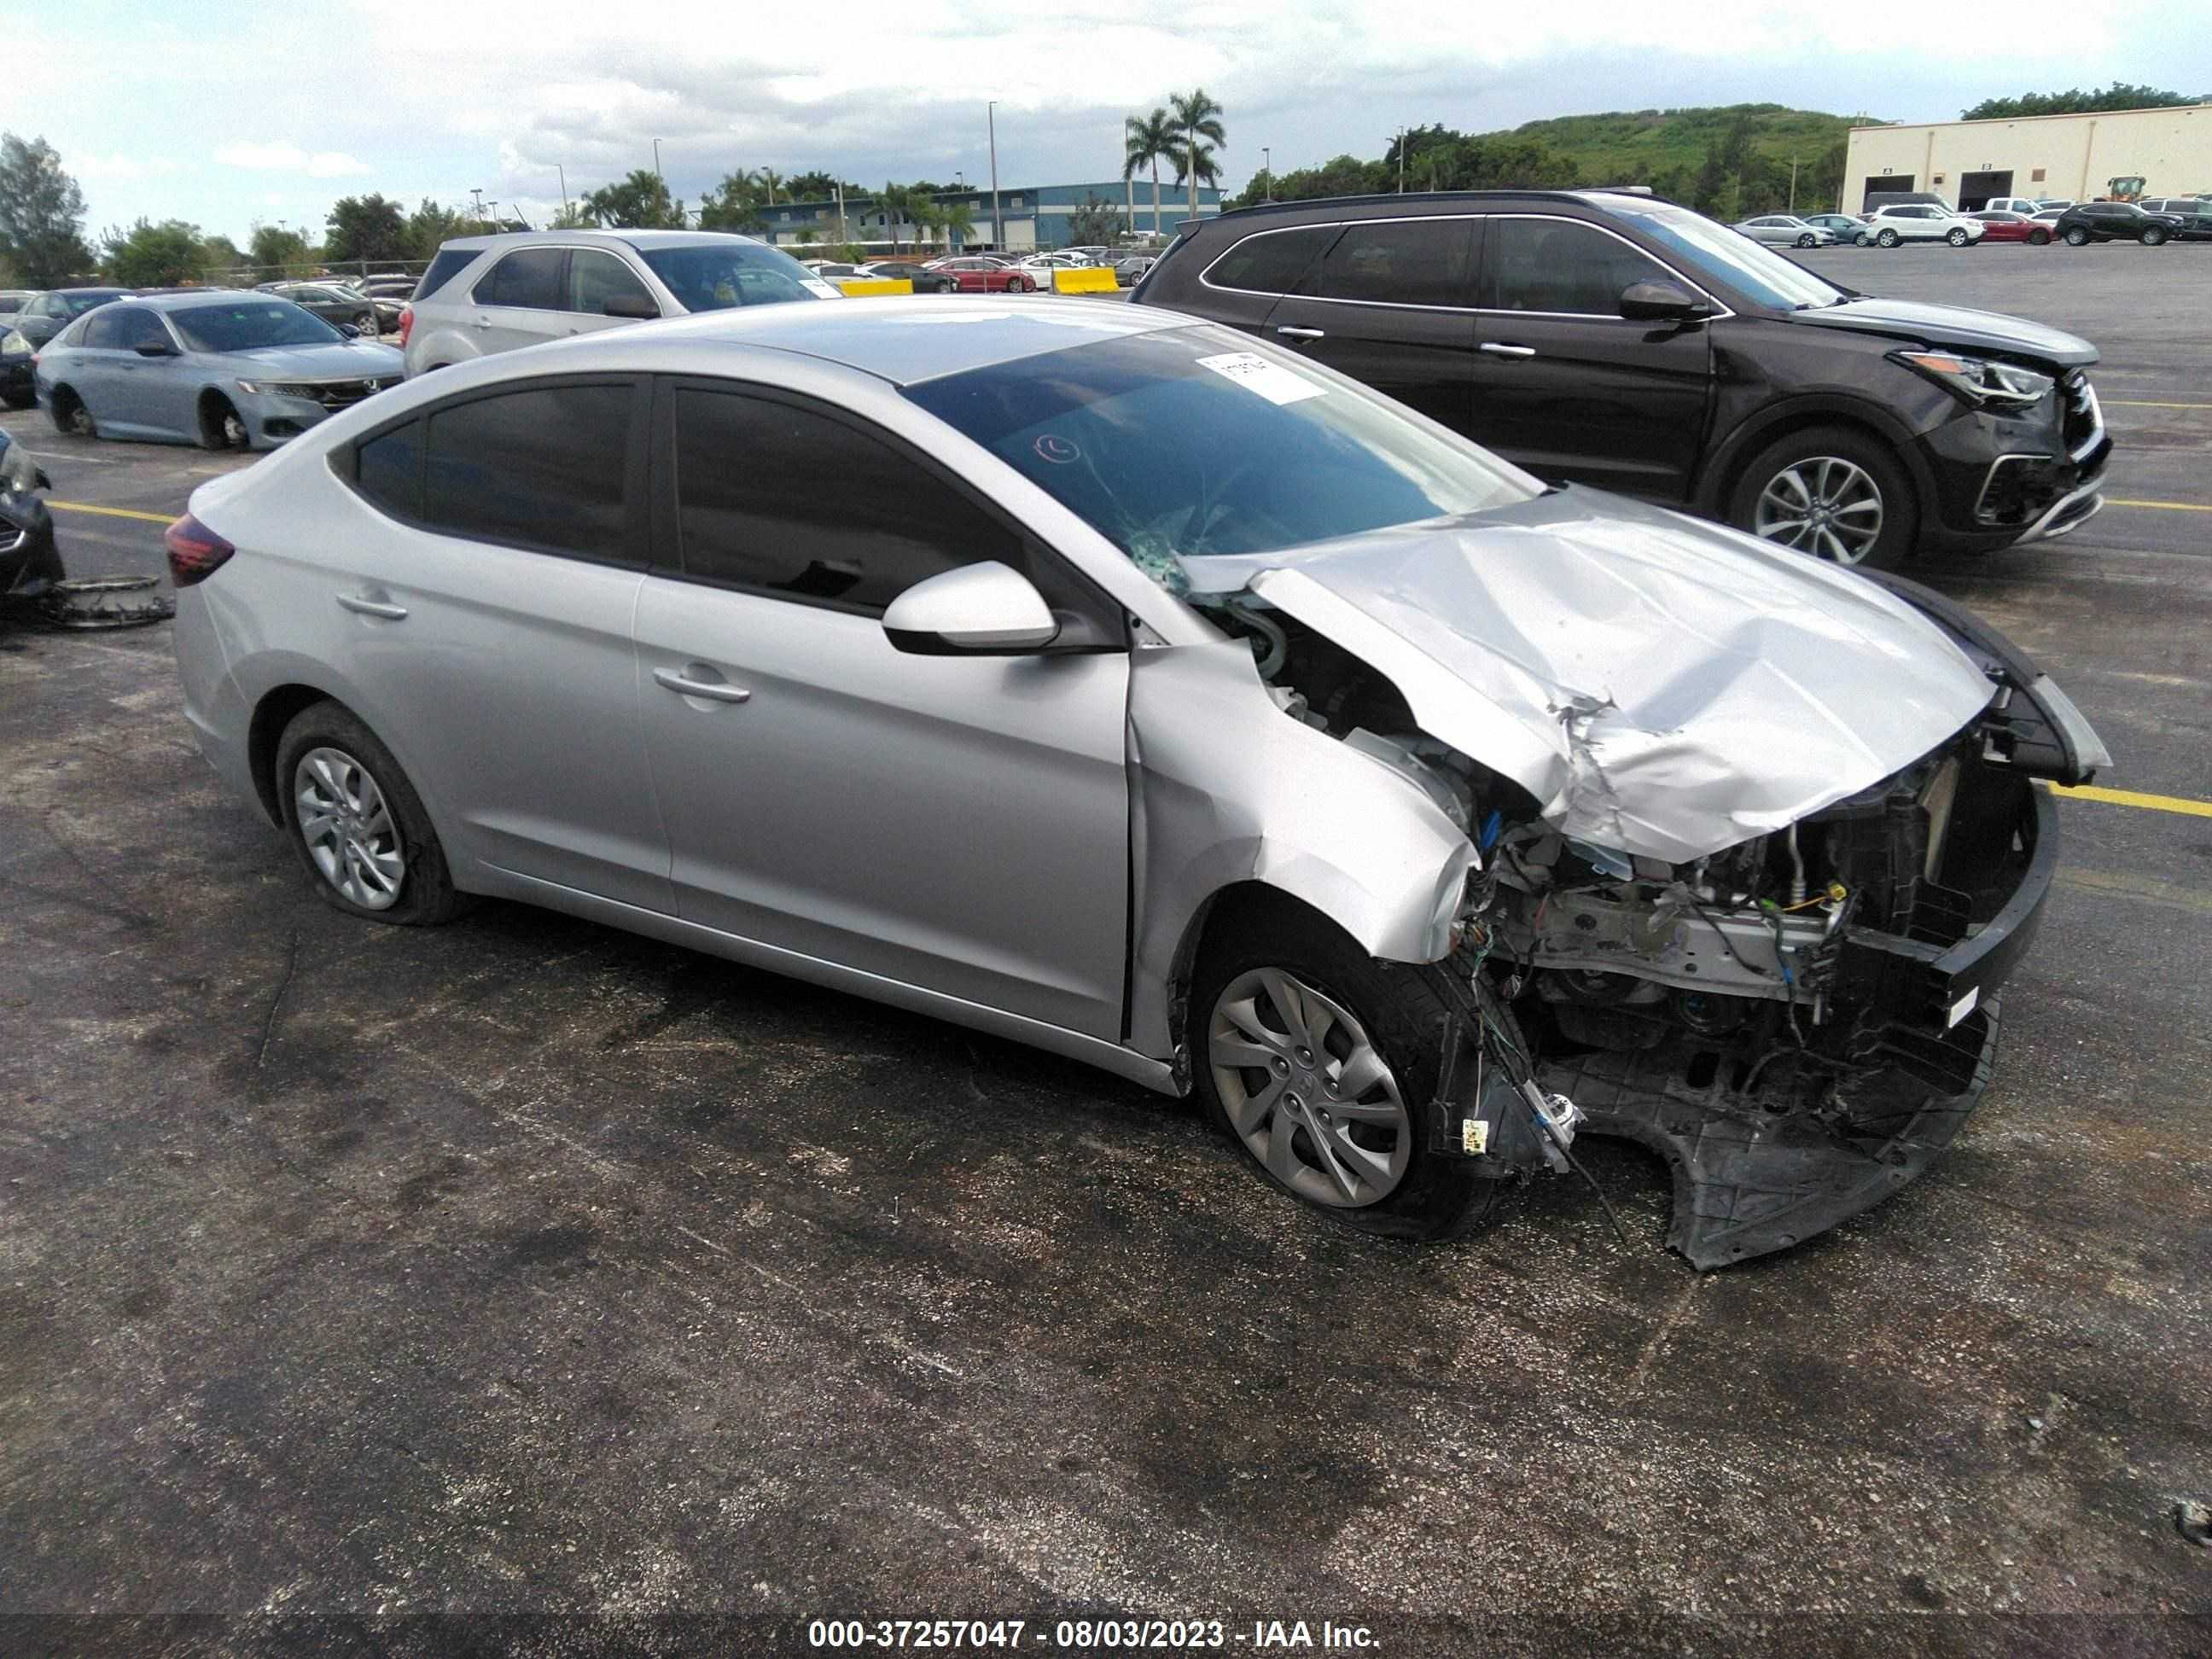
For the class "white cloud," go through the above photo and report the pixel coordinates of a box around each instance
[73,153,183,182]
[214,142,372,178]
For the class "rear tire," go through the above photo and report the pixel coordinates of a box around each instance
[1728,423,1916,572]
[1,386,30,410]
[2029,230,2051,245]
[2142,227,2168,247]
[1876,228,1900,247]
[1190,899,1490,1241]
[275,701,469,927]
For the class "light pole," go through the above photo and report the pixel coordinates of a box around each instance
[653,138,663,183]
[470,187,484,228]
[557,164,570,222]
[1261,146,1271,202]
[987,102,1002,251]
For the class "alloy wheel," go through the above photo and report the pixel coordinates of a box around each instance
[1877,230,1898,247]
[1208,967,1412,1209]
[294,745,406,910]
[1752,455,1884,565]
[1947,229,1969,246]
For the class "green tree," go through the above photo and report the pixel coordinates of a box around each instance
[755,168,784,204]
[1064,193,1125,248]
[323,193,409,264]
[1123,107,1178,237]
[249,223,315,271]
[0,133,94,286]
[935,197,975,251]
[872,182,928,253]
[404,197,470,259]
[582,169,685,229]
[548,203,596,229]
[1170,89,1226,225]
[199,233,246,272]
[787,170,841,201]
[1961,83,2207,120]
[99,218,205,287]
[794,225,821,246]
[696,171,767,232]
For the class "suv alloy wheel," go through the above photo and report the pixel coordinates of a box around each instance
[1877,228,1901,247]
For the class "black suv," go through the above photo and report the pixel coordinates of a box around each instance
[2052,201,2187,246]
[1131,189,2110,568]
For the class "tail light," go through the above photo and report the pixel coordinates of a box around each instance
[397,303,414,349]
[165,513,236,587]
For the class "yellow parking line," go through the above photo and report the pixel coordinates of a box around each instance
[48,500,176,525]
[2103,399,2212,410]
[2105,498,2212,513]
[2045,782,2212,819]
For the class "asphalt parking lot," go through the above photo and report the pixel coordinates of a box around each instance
[3,245,2208,1655]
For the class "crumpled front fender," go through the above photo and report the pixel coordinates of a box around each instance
[1124,638,1476,1066]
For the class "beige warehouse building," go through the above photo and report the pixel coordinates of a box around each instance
[1842,103,2212,212]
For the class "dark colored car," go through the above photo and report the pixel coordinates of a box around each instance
[0,428,62,609]
[863,259,958,294]
[267,282,382,335]
[1132,189,2110,568]
[2053,201,2186,246]
[3,288,133,405]
[1970,211,2054,245]
[2139,197,2212,240]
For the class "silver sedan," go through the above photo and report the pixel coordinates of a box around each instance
[1732,214,1840,248]
[168,299,2103,1266]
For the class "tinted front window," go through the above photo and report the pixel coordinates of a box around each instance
[1598,199,1844,311]
[422,384,633,558]
[108,308,172,352]
[1205,225,1338,295]
[354,418,423,519]
[636,243,820,311]
[167,301,341,353]
[474,248,566,310]
[80,309,126,348]
[568,249,656,315]
[904,324,1538,570]
[1313,218,1472,306]
[673,388,1014,612]
[415,248,477,301]
[1484,218,1668,315]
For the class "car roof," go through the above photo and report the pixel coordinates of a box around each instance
[489,294,1196,387]
[132,290,309,311]
[433,229,771,255]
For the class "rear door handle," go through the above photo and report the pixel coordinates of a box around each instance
[1275,325,1326,341]
[335,592,408,620]
[472,316,493,329]
[1480,342,1537,358]
[654,666,752,704]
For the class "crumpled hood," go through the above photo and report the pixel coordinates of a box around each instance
[1178,489,2000,864]
[1790,295,2098,368]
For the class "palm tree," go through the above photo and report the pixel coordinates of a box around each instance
[1170,88,1226,225]
[936,197,976,251]
[1124,107,1177,237]
[1173,139,1222,224]
[756,167,784,206]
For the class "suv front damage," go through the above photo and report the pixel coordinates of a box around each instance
[1164,487,2107,1267]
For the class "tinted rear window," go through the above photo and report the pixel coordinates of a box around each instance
[1313,218,1472,306]
[422,383,633,558]
[354,419,423,518]
[1203,225,1338,295]
[414,248,478,302]
[473,248,565,310]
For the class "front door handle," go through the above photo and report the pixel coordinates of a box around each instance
[1479,342,1537,358]
[654,666,752,705]
[1275,325,1326,341]
[335,591,408,620]
[472,316,493,329]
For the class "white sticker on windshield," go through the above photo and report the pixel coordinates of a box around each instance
[803,278,844,299]
[1195,351,1325,406]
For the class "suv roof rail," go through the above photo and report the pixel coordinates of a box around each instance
[1205,187,1614,225]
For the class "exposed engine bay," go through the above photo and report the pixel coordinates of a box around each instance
[1196,583,2080,1266]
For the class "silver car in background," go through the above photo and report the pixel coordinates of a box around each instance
[34,292,404,451]
[1732,214,1839,248]
[399,229,839,376]
[168,299,2105,1267]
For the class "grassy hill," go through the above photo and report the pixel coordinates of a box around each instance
[1503,103,1869,189]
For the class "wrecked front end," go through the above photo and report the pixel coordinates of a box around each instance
[1180,498,2108,1267]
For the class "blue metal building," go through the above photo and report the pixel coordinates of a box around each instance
[754,180,1223,255]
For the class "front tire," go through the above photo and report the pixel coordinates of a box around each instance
[1877,228,1900,247]
[1947,228,1970,246]
[275,701,468,926]
[2065,226,2090,246]
[1190,901,1488,1240]
[2142,227,2168,247]
[1728,424,1915,572]
[2029,230,2052,245]
[199,394,247,451]
[1796,232,1815,247]
[48,385,95,438]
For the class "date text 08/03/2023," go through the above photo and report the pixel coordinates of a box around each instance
[806,1617,1380,1650]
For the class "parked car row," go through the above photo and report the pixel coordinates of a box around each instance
[1741,196,2210,251]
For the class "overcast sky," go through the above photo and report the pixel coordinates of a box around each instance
[20,0,2212,241]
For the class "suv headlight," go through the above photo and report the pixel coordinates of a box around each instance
[0,329,29,358]
[1892,349,2055,410]
[0,438,38,496]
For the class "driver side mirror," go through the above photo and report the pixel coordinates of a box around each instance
[603,294,661,320]
[1618,279,1714,323]
[133,340,178,357]
[339,323,361,338]
[882,562,1062,655]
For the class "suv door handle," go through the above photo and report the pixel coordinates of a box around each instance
[1480,342,1537,358]
[335,591,408,620]
[472,316,493,329]
[1275,325,1325,341]
[654,666,752,705]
